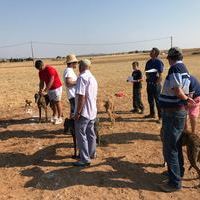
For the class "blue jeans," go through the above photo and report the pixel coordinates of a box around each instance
[162,110,187,189]
[75,116,96,163]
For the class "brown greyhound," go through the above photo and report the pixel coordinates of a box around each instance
[34,93,50,123]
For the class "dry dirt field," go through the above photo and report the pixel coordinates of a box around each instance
[0,53,200,200]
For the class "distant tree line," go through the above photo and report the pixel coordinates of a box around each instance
[0,57,34,63]
[128,50,150,54]
[0,50,154,63]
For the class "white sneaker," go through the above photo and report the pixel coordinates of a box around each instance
[50,116,58,123]
[54,117,63,125]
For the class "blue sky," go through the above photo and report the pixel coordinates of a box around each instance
[0,0,200,58]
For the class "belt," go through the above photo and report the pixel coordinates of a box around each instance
[162,106,186,112]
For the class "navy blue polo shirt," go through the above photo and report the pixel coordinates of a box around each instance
[145,58,164,83]
[189,75,200,98]
[132,69,142,89]
[159,61,190,108]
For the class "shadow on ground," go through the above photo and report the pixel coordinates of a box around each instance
[0,130,160,167]
[0,117,50,128]
[0,143,73,168]
[99,116,158,123]
[21,156,165,192]
[0,128,66,140]
[100,131,160,146]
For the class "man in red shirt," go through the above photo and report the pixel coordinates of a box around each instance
[35,60,63,124]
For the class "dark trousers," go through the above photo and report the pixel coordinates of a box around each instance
[147,82,161,118]
[69,98,75,115]
[133,87,144,111]
[162,110,187,189]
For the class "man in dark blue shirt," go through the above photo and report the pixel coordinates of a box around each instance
[145,47,164,122]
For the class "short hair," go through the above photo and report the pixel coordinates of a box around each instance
[79,59,91,68]
[132,61,139,67]
[35,60,43,69]
[151,47,160,56]
[167,47,183,61]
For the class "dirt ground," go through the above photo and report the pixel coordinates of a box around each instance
[0,53,200,200]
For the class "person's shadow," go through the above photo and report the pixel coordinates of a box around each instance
[0,128,66,141]
[0,143,74,168]
[0,117,40,128]
[21,156,165,192]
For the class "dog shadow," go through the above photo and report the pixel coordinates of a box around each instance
[98,110,131,115]
[20,156,164,192]
[0,143,74,168]
[99,117,158,123]
[115,110,134,115]
[100,131,160,146]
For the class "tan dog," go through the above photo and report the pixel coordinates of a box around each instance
[34,93,51,123]
[161,128,200,180]
[25,100,33,114]
[182,130,200,178]
[104,97,115,126]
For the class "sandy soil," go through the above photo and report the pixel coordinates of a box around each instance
[0,53,200,200]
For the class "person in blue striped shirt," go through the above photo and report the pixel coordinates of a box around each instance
[158,47,196,192]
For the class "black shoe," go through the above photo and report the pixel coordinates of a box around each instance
[130,109,139,113]
[144,114,155,118]
[73,161,91,167]
[71,154,81,159]
[158,182,181,192]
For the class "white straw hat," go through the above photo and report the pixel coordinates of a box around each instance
[66,54,78,64]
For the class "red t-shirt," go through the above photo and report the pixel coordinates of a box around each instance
[39,65,62,90]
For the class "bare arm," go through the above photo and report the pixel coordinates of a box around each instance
[39,80,45,92]
[44,76,54,92]
[173,87,188,100]
[173,87,196,105]
[65,77,76,88]
[75,94,85,120]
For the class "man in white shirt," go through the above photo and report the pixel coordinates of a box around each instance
[63,54,78,117]
[73,59,98,167]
